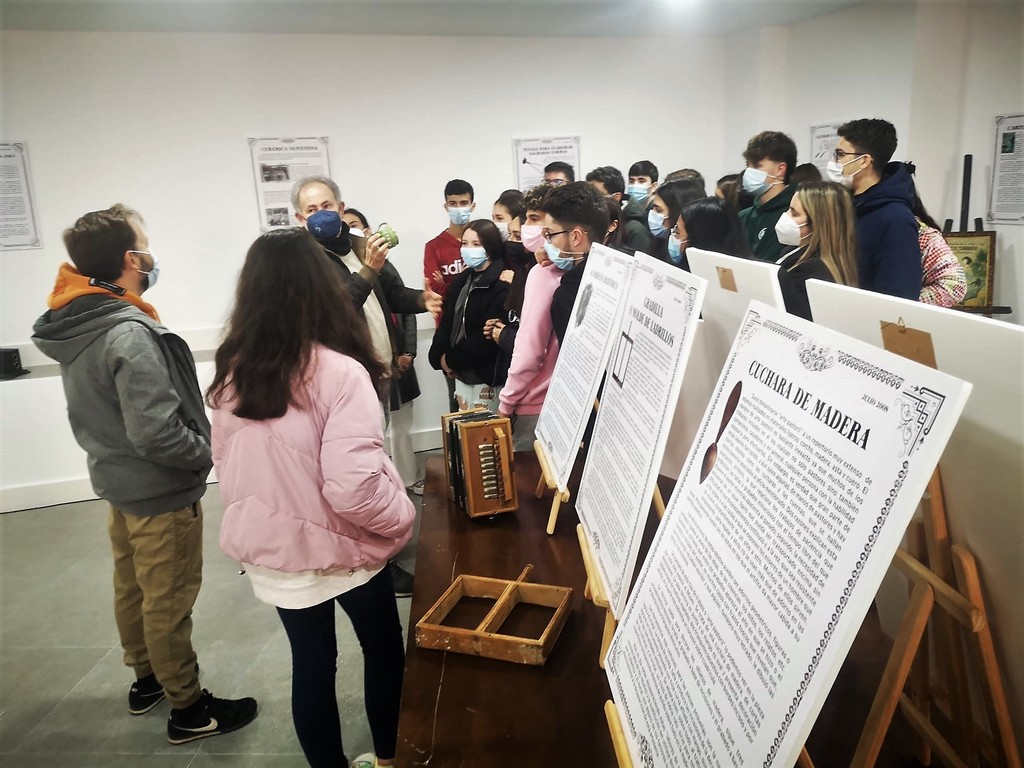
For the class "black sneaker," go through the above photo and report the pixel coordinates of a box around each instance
[128,674,165,715]
[388,561,414,598]
[167,689,258,745]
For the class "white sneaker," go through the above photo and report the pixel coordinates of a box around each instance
[410,479,425,496]
[351,753,376,768]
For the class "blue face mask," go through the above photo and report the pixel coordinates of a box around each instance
[647,208,667,236]
[460,246,488,269]
[130,250,159,291]
[544,241,578,271]
[667,235,688,265]
[306,209,343,239]
[627,184,649,203]
[447,206,472,226]
[742,167,783,198]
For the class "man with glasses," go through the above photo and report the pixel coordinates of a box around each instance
[498,182,607,449]
[830,119,921,299]
[739,130,799,262]
[543,161,575,186]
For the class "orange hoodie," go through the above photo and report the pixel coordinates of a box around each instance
[47,262,160,321]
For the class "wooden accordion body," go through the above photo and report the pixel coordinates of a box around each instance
[441,409,518,518]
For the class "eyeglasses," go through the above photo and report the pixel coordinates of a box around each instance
[832,149,862,162]
[542,228,572,242]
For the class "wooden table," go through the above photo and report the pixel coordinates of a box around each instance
[395,452,620,767]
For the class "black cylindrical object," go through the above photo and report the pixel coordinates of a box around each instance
[960,154,972,232]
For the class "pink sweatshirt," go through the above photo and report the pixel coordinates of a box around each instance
[499,263,562,416]
[213,346,414,573]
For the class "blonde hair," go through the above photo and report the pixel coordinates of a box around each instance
[792,182,859,287]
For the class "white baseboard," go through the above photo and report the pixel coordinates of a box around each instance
[1,476,98,513]
[3,432,442,514]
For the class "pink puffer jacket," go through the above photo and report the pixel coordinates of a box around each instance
[213,346,414,573]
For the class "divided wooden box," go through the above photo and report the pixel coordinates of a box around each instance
[415,566,572,666]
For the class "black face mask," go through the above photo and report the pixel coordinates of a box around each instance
[504,241,531,265]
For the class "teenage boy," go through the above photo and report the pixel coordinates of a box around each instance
[423,179,474,410]
[739,130,799,262]
[585,165,625,202]
[830,118,922,299]
[622,160,659,254]
[32,205,258,744]
[543,161,575,186]
[542,182,610,344]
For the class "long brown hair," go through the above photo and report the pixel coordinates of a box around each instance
[207,228,386,420]
[793,181,859,287]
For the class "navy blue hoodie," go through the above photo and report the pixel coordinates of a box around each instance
[852,162,922,300]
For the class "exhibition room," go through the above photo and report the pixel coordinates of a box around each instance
[1,0,1022,766]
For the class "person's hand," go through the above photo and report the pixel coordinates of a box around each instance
[430,269,444,289]
[440,353,457,378]
[423,281,443,316]
[499,269,514,284]
[396,354,413,373]
[535,248,553,268]
[483,319,505,343]
[364,232,389,272]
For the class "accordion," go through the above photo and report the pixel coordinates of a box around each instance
[441,409,518,518]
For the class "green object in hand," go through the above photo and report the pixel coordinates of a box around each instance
[377,223,399,248]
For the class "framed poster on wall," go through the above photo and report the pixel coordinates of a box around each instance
[0,142,41,250]
[512,135,580,192]
[988,113,1024,225]
[809,122,844,175]
[248,136,331,232]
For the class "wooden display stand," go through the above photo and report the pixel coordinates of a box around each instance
[533,439,571,535]
[414,564,572,667]
[576,525,616,670]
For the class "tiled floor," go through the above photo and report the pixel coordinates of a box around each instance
[0,455,429,768]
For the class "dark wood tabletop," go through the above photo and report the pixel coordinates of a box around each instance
[395,451,622,768]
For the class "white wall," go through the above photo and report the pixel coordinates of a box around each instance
[0,29,726,509]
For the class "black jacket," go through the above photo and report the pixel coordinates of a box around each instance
[777,248,836,321]
[428,260,510,386]
[853,162,922,300]
[551,259,587,345]
[389,312,420,411]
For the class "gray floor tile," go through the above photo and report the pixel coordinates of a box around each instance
[0,645,112,753]
[0,755,193,768]
[188,754,309,767]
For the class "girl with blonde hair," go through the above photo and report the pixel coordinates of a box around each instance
[773,181,859,320]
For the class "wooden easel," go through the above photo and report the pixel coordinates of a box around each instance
[533,439,571,535]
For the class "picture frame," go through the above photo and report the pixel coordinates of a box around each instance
[944,231,996,307]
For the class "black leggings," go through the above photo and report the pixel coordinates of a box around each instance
[276,567,405,767]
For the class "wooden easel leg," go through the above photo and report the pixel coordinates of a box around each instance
[653,484,666,519]
[598,608,617,670]
[851,581,935,768]
[604,701,633,768]
[534,473,547,499]
[546,491,568,535]
[920,472,977,764]
[951,545,1022,768]
[905,520,933,766]
[797,746,815,768]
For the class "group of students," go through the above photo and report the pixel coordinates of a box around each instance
[419,117,966,453]
[29,115,967,768]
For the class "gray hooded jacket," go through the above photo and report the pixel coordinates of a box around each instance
[32,294,212,515]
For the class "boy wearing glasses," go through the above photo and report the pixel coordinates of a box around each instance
[830,119,921,299]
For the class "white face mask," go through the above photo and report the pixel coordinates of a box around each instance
[826,155,866,189]
[774,212,810,246]
[493,221,510,242]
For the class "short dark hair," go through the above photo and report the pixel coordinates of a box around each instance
[653,180,705,226]
[789,163,822,186]
[523,182,554,213]
[465,219,506,262]
[628,160,659,182]
[544,161,575,182]
[742,131,798,183]
[664,168,706,192]
[344,207,371,231]
[63,204,142,281]
[444,179,474,201]
[495,189,526,221]
[539,181,610,244]
[837,119,898,170]
[585,166,625,196]
[679,197,751,259]
[602,196,623,248]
